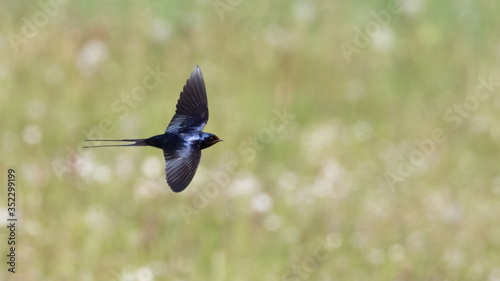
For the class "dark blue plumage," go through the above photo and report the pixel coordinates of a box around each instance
[84,66,222,192]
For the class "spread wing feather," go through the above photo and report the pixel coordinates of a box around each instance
[166,66,208,133]
[163,143,201,192]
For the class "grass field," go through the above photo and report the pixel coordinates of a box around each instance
[1,0,500,280]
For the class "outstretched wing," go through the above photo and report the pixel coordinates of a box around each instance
[166,66,209,133]
[163,142,202,192]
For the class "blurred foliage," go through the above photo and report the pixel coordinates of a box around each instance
[1,0,500,280]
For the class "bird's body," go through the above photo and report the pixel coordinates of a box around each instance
[84,66,222,192]
[143,131,218,150]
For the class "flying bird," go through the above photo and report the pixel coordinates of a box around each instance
[84,66,222,192]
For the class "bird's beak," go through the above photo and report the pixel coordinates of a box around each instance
[211,137,223,145]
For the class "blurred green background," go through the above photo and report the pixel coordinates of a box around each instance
[1,0,500,280]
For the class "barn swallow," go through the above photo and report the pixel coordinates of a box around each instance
[84,66,222,192]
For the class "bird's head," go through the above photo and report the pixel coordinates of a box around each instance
[199,133,223,149]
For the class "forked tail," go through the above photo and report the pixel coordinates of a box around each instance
[83,139,147,148]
